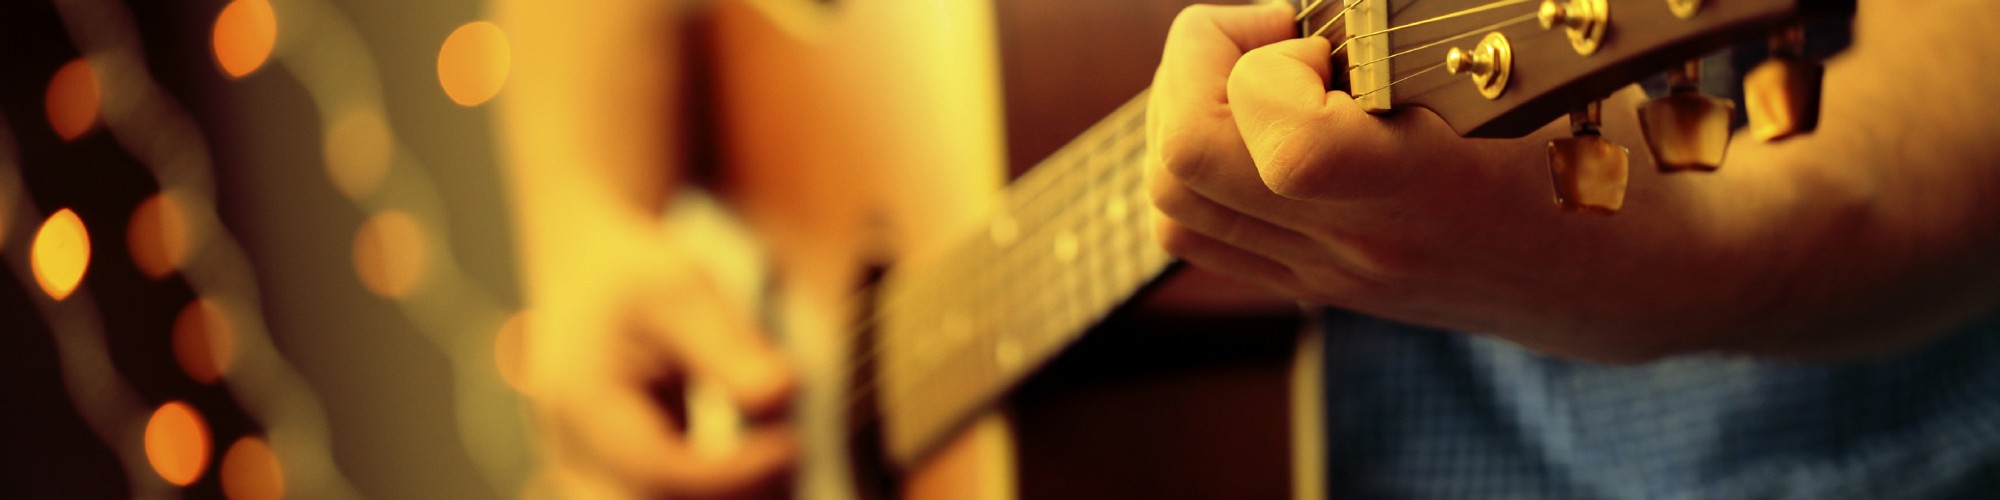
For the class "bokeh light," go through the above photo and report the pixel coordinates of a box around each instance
[45,59,100,142]
[436,21,510,106]
[212,0,277,78]
[144,401,212,487]
[221,436,284,500]
[128,192,192,279]
[323,110,393,200]
[494,311,529,393]
[31,208,90,301]
[351,210,429,298]
[172,299,236,385]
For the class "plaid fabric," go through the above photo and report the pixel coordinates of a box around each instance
[1320,311,2000,499]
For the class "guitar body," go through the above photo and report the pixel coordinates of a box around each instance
[703,0,1317,498]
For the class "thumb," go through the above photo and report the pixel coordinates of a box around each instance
[1228,37,1411,201]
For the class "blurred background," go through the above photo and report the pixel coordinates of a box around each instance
[4,0,534,497]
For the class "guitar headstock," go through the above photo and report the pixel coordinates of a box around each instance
[1296,0,1854,213]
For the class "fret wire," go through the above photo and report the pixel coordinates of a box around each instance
[832,98,1156,426]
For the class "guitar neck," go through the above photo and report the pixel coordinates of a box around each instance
[871,95,1173,467]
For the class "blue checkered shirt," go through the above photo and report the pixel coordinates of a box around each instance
[1320,311,2000,498]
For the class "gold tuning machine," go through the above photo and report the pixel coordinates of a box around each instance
[1538,0,1607,55]
[1744,25,1823,142]
[1638,59,1735,172]
[1548,100,1630,214]
[1446,33,1512,100]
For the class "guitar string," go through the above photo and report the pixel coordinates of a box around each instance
[824,116,1144,406]
[830,117,1150,420]
[1305,0,1368,39]
[1295,0,1332,21]
[1331,0,1535,56]
[815,108,1150,425]
[1353,62,1447,99]
[1348,12,1536,70]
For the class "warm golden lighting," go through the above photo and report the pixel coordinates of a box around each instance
[173,299,236,385]
[494,311,529,393]
[221,436,284,500]
[352,210,429,298]
[323,110,393,200]
[213,0,277,78]
[437,21,511,106]
[128,192,192,279]
[31,208,90,301]
[45,59,100,142]
[145,401,212,487]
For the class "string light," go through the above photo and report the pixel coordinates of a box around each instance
[172,299,236,384]
[213,0,277,78]
[436,22,511,106]
[45,59,100,141]
[31,208,90,301]
[221,436,284,500]
[127,192,191,279]
[144,401,212,487]
[351,210,429,298]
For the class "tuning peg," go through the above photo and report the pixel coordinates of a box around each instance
[1744,26,1823,142]
[1548,100,1629,214]
[1638,59,1734,172]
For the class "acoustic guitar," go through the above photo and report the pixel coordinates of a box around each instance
[698,0,1853,497]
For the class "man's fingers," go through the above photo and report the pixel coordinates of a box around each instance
[633,282,795,419]
[1151,163,1324,266]
[1229,37,1415,201]
[1153,215,1306,298]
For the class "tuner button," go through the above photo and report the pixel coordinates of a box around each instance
[1549,136,1630,214]
[1745,26,1824,142]
[1744,54,1824,142]
[1639,60,1734,172]
[1549,101,1628,214]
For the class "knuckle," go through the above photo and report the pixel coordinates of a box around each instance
[1256,116,1338,200]
[1169,4,1219,35]
[1157,128,1212,184]
[1153,219,1204,258]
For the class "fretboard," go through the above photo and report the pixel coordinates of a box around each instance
[872,95,1171,466]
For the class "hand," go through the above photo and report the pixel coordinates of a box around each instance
[520,213,798,499]
[496,0,798,496]
[1144,3,1998,362]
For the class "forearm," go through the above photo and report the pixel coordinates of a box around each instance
[1680,0,2000,359]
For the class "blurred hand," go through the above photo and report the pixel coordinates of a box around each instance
[521,218,797,498]
[496,0,799,496]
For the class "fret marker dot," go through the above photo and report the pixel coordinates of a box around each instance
[1054,231,1078,263]
[989,216,1017,246]
[1105,196,1128,221]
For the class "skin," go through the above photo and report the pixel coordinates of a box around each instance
[1147,0,2000,363]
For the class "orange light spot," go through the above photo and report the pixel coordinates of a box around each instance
[352,211,428,298]
[437,22,510,106]
[221,436,284,500]
[45,59,100,141]
[323,110,392,200]
[494,311,530,393]
[145,401,212,486]
[128,192,192,279]
[173,299,236,385]
[31,208,90,301]
[213,0,277,78]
